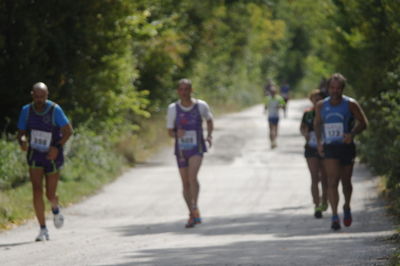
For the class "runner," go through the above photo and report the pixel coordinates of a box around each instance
[263,78,274,96]
[264,86,285,149]
[166,79,213,228]
[16,82,73,241]
[280,81,290,117]
[300,90,328,218]
[314,73,368,230]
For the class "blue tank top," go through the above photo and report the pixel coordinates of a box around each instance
[321,96,354,144]
[174,103,206,155]
[27,103,62,154]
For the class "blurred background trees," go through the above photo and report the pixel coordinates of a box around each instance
[0,0,399,198]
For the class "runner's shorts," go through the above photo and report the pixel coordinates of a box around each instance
[176,150,203,168]
[304,146,322,159]
[268,117,279,125]
[27,149,64,174]
[323,143,356,165]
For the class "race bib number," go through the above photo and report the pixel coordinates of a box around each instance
[178,130,197,150]
[324,123,344,143]
[30,130,52,152]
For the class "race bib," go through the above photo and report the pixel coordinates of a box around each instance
[324,123,344,143]
[178,130,197,150]
[308,131,318,147]
[30,129,52,152]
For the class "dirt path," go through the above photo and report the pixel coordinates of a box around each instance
[0,99,396,266]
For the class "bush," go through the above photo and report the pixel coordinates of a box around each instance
[358,90,400,189]
[0,138,27,190]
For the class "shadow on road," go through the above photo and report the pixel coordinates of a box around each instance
[105,207,394,266]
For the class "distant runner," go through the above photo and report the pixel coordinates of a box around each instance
[166,79,213,228]
[264,86,285,149]
[17,82,73,241]
[314,73,368,230]
[300,90,328,218]
[280,81,290,117]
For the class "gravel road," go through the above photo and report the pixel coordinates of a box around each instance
[0,99,396,266]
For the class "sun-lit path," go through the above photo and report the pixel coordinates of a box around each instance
[0,99,396,266]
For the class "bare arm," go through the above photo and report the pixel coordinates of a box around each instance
[300,122,309,139]
[47,123,73,160]
[59,123,73,147]
[168,129,175,138]
[314,101,324,156]
[16,129,28,151]
[206,119,214,148]
[344,100,368,143]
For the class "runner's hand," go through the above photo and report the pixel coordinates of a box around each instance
[343,133,353,144]
[317,143,324,157]
[20,141,28,151]
[206,136,212,148]
[47,146,59,160]
[176,129,185,138]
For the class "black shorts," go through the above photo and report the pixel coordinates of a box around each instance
[304,146,322,159]
[323,143,356,165]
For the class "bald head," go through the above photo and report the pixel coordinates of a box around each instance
[31,82,49,107]
[32,82,48,93]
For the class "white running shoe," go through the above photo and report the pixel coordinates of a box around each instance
[35,228,49,241]
[53,212,64,229]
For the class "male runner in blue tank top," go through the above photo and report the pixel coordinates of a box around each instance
[167,79,213,228]
[17,82,73,241]
[314,73,368,231]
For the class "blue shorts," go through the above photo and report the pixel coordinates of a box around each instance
[268,117,279,125]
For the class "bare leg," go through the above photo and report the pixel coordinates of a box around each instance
[324,159,341,216]
[319,159,328,205]
[178,167,191,212]
[187,155,203,211]
[341,164,354,209]
[268,123,274,143]
[45,172,60,210]
[306,157,321,207]
[30,168,46,226]
[269,123,278,147]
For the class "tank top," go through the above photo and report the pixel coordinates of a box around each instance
[174,102,206,156]
[26,103,62,157]
[321,96,354,144]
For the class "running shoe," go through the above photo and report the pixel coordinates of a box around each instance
[343,206,352,227]
[35,228,49,242]
[320,202,328,212]
[185,214,196,228]
[192,209,202,224]
[53,211,64,229]
[331,215,341,231]
[314,206,322,218]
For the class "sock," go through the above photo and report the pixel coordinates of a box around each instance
[52,207,60,215]
[40,225,47,230]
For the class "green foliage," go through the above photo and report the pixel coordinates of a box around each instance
[358,90,400,189]
[0,139,27,189]
[61,126,124,183]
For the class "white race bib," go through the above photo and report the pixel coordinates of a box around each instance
[30,129,52,152]
[324,123,344,143]
[308,131,318,147]
[178,130,197,150]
